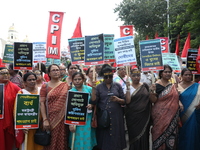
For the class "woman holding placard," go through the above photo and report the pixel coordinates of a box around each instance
[92,64,126,150]
[177,68,200,150]
[40,64,69,150]
[0,67,20,150]
[68,72,97,150]
[17,72,43,150]
[151,65,180,150]
[124,68,154,150]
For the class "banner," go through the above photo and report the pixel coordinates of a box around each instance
[65,91,89,125]
[68,37,84,65]
[155,37,169,53]
[140,39,163,71]
[15,94,40,129]
[0,84,4,119]
[104,34,115,63]
[33,42,46,63]
[84,34,104,65]
[120,25,134,37]
[162,53,181,73]
[46,11,64,59]
[114,36,137,67]
[187,49,198,74]
[14,42,33,70]
[3,44,14,63]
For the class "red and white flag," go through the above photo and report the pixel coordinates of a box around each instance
[46,11,64,59]
[120,25,134,37]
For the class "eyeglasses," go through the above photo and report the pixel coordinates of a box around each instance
[0,72,9,75]
[104,75,113,79]
[70,67,78,70]
[35,74,41,76]
[50,69,60,72]
[27,79,36,82]
[60,69,66,71]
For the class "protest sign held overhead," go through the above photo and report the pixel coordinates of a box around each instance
[85,34,104,65]
[104,34,115,63]
[46,11,64,59]
[0,84,4,119]
[120,25,134,37]
[162,53,181,73]
[68,37,84,65]
[15,94,40,129]
[33,42,46,63]
[155,37,169,53]
[187,49,198,74]
[14,42,33,70]
[114,36,136,67]
[3,44,14,64]
[65,91,89,126]
[140,39,163,71]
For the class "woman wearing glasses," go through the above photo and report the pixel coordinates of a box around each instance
[17,72,43,150]
[0,67,20,150]
[92,64,126,150]
[40,64,69,150]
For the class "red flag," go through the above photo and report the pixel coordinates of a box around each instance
[46,11,64,59]
[175,35,180,55]
[196,46,200,73]
[71,17,82,38]
[181,33,191,58]
[155,32,158,38]
[146,35,149,40]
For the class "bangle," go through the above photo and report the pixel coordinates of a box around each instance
[43,118,48,122]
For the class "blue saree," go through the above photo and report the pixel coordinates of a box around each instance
[179,83,200,150]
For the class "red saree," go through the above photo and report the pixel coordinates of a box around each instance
[0,81,20,150]
[40,82,69,150]
[151,84,179,150]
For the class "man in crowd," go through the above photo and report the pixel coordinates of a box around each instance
[60,65,68,82]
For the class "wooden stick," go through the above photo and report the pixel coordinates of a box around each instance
[24,133,28,150]
[80,64,84,73]
[193,74,195,82]
[93,66,96,82]
[172,72,177,84]
[71,125,76,150]
[39,63,41,71]
[151,71,155,84]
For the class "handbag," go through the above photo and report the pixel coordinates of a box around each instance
[34,83,51,146]
[97,96,110,129]
[34,127,51,146]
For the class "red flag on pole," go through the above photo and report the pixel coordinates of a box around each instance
[175,35,180,55]
[71,17,82,38]
[155,32,158,38]
[181,33,191,58]
[146,35,149,40]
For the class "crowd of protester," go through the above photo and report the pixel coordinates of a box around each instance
[0,62,200,150]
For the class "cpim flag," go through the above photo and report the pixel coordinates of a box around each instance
[175,35,180,56]
[196,46,200,73]
[181,33,191,58]
[155,32,158,38]
[46,11,64,59]
[71,17,82,38]
[120,25,134,37]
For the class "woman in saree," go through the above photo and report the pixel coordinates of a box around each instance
[92,64,126,150]
[0,67,20,150]
[151,65,180,150]
[69,72,97,150]
[178,68,200,150]
[125,69,154,150]
[17,72,43,150]
[40,64,69,150]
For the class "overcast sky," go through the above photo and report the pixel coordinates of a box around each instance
[0,0,123,47]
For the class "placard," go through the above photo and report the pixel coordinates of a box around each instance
[104,34,115,63]
[140,39,163,71]
[162,53,181,73]
[65,91,89,126]
[14,42,33,70]
[33,42,46,63]
[15,94,40,129]
[187,49,198,74]
[3,44,14,63]
[114,36,137,67]
[68,37,84,65]
[0,84,4,119]
[156,37,169,53]
[84,34,104,65]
